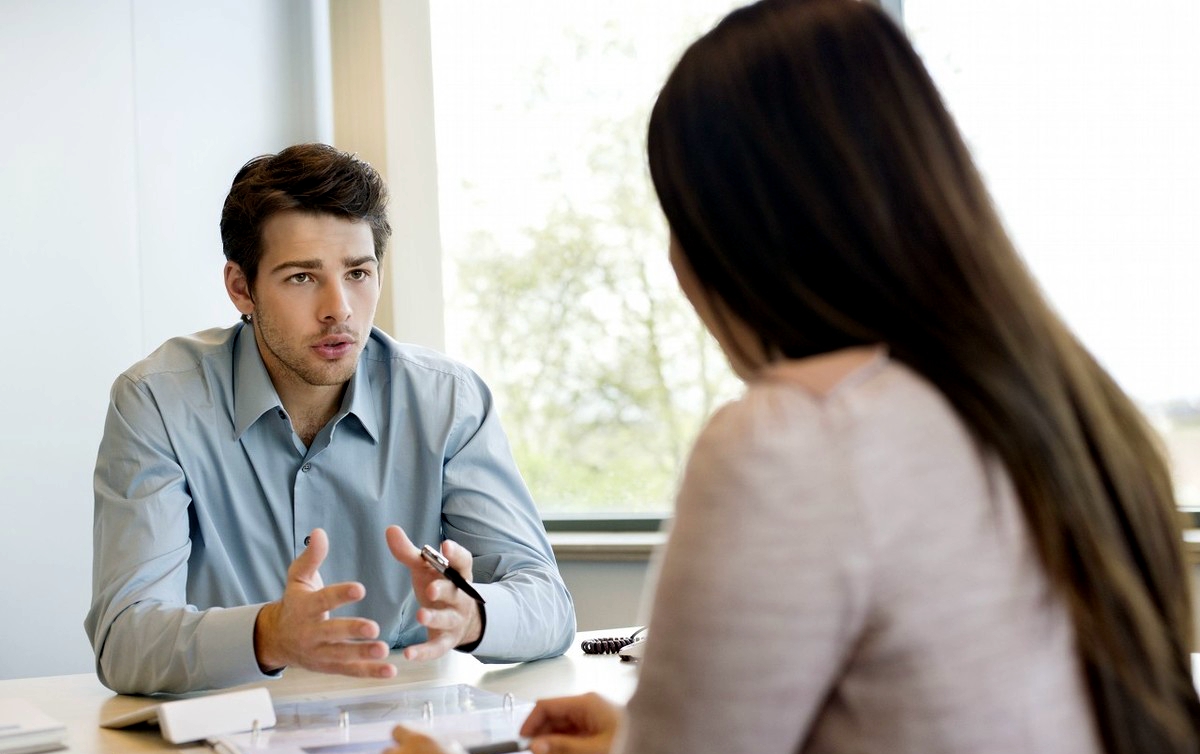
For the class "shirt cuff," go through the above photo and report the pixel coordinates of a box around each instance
[454,601,487,654]
[461,582,520,662]
[196,603,284,687]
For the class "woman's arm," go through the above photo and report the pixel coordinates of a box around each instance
[618,390,874,754]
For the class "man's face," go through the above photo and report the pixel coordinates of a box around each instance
[234,210,380,392]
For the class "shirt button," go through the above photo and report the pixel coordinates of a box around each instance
[303,535,311,546]
[278,410,286,420]
[302,463,312,472]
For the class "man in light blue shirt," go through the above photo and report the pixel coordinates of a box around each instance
[85,144,575,695]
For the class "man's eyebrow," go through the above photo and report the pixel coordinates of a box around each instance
[270,258,322,274]
[268,255,377,275]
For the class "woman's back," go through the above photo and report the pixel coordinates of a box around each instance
[621,350,1101,753]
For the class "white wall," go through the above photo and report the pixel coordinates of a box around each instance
[0,0,327,680]
[0,0,647,681]
[559,560,651,632]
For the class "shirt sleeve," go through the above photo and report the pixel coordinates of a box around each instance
[615,389,874,754]
[437,369,576,662]
[84,374,278,694]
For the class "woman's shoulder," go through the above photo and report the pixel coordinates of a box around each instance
[755,345,890,398]
[746,348,967,441]
[709,347,931,440]
[691,348,977,499]
[686,348,893,484]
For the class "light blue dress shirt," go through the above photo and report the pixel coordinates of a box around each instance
[85,323,575,694]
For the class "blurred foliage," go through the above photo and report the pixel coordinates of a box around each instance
[457,110,739,513]
[442,11,743,513]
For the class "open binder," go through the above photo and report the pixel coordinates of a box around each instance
[209,683,531,754]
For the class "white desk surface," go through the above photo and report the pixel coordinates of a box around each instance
[0,629,641,753]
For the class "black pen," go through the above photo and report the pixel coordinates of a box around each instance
[420,544,486,604]
[465,738,531,754]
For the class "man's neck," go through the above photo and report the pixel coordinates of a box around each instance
[251,334,349,446]
[277,381,345,446]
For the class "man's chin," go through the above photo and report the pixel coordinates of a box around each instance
[300,359,359,387]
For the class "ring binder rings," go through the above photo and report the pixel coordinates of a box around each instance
[206,684,533,754]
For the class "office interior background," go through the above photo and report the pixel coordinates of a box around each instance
[0,0,1197,681]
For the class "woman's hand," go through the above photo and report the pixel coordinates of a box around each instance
[385,693,621,754]
[384,726,464,754]
[520,693,622,754]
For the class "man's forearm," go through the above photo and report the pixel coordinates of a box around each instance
[94,601,277,695]
[464,572,576,663]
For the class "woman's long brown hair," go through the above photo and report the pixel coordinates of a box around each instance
[647,1,1200,751]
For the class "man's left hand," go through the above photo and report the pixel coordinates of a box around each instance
[386,525,484,661]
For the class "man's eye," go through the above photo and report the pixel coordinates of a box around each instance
[348,269,371,281]
[289,273,311,284]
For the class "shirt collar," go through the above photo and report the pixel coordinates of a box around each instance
[233,324,284,439]
[339,341,380,444]
[231,324,381,444]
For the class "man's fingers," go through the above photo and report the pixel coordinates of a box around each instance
[308,581,367,615]
[386,525,421,567]
[342,660,399,680]
[310,654,397,679]
[312,637,391,663]
[439,538,474,581]
[415,604,465,632]
[287,581,367,621]
[422,578,467,606]
[401,633,456,663]
[314,615,381,643]
[288,528,329,585]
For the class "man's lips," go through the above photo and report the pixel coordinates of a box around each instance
[312,335,357,360]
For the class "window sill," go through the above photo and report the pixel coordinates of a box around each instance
[548,531,665,562]
[549,529,1200,565]
[1184,530,1200,565]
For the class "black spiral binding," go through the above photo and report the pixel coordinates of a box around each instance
[580,626,646,655]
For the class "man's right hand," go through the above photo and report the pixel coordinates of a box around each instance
[253,527,397,679]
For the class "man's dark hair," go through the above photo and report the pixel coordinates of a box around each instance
[220,143,391,290]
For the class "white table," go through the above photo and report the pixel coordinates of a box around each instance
[0,629,641,753]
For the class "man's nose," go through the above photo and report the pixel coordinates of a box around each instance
[320,282,352,322]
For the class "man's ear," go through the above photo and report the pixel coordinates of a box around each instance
[224,262,255,319]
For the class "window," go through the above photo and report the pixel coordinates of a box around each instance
[904,0,1200,505]
[429,1,745,516]
[425,0,1200,517]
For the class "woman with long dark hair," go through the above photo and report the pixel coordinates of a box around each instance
[389,1,1200,752]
